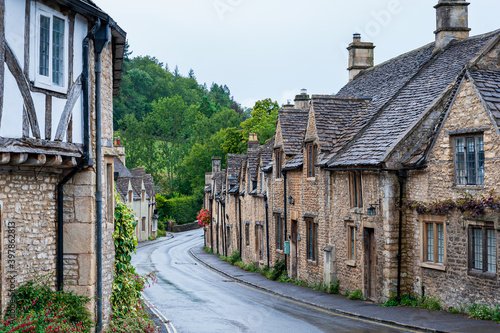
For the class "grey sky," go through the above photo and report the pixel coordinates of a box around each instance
[96,0,500,108]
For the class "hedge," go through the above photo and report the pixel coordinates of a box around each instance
[158,194,202,225]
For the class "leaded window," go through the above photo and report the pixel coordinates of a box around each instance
[455,136,484,186]
[306,218,317,261]
[470,226,496,274]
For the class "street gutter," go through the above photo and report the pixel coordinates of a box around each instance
[189,247,446,333]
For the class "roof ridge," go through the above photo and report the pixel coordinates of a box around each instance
[327,46,447,167]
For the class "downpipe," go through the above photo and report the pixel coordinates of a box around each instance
[282,170,287,271]
[238,197,242,258]
[264,194,270,268]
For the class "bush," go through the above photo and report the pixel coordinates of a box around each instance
[329,280,340,294]
[422,296,441,311]
[294,280,308,287]
[204,246,214,254]
[245,262,260,273]
[348,289,364,301]
[105,301,157,333]
[228,251,241,265]
[157,193,201,225]
[157,229,166,238]
[266,259,286,281]
[382,294,440,311]
[0,275,93,332]
[277,271,292,283]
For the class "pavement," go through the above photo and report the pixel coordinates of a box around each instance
[190,245,500,333]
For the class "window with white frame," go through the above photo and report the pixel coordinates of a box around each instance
[31,2,69,92]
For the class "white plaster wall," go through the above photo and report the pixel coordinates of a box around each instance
[72,14,87,145]
[31,92,46,137]
[1,65,24,138]
[5,0,25,70]
[51,96,66,140]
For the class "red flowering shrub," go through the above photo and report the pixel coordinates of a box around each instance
[197,209,212,228]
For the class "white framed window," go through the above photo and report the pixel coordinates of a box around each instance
[30,2,69,93]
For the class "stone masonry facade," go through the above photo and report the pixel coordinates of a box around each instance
[204,1,500,309]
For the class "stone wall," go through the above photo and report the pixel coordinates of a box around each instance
[405,77,500,308]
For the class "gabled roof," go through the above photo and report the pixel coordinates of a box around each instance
[247,148,260,182]
[227,154,245,183]
[114,158,133,178]
[469,69,500,129]
[278,110,309,156]
[328,32,498,167]
[311,96,371,153]
[260,138,275,170]
[283,153,303,171]
[143,174,155,200]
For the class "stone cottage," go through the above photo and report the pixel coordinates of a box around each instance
[0,0,126,329]
[204,0,500,308]
[114,147,158,242]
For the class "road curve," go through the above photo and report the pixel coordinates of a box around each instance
[132,229,418,333]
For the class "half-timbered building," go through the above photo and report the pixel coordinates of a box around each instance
[0,0,125,328]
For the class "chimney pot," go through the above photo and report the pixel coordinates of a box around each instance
[353,33,361,42]
[294,89,310,109]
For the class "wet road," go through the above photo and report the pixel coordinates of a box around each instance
[132,229,419,333]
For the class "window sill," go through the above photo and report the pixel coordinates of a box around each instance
[468,269,497,280]
[420,262,446,272]
[306,177,316,182]
[307,259,318,266]
[346,260,356,267]
[276,249,284,254]
[452,186,484,191]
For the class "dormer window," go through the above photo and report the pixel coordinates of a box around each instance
[31,2,69,93]
[275,149,282,179]
[306,143,316,178]
[454,135,484,186]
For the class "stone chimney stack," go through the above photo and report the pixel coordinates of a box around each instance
[347,33,375,82]
[434,0,470,49]
[294,89,310,109]
[212,156,221,173]
[248,133,259,150]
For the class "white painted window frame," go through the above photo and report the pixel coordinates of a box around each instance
[30,1,69,94]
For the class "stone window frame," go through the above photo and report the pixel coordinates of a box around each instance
[255,222,264,261]
[420,214,447,271]
[467,222,497,279]
[274,213,284,251]
[274,148,282,179]
[141,217,146,232]
[452,133,485,187]
[306,142,317,179]
[306,217,318,263]
[349,172,363,208]
[347,223,356,267]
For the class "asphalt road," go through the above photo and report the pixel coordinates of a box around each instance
[132,229,420,333]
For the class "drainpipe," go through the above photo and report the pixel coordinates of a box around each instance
[94,21,110,333]
[216,199,219,254]
[264,194,270,268]
[397,169,407,301]
[282,170,288,271]
[56,20,99,292]
[238,197,242,258]
[222,201,226,257]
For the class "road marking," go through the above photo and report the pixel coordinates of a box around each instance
[191,251,423,333]
[142,295,178,333]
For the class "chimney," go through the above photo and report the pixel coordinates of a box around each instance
[347,33,375,81]
[434,0,470,49]
[294,89,310,109]
[283,99,294,111]
[248,133,259,150]
[113,136,126,165]
[212,156,221,173]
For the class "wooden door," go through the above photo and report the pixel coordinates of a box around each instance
[291,220,298,278]
[364,228,376,299]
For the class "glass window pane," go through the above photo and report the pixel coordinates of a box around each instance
[466,137,476,185]
[474,228,483,270]
[437,224,444,263]
[477,136,485,185]
[39,15,50,76]
[487,229,496,273]
[351,227,355,260]
[455,138,466,185]
[427,223,434,262]
[52,16,64,86]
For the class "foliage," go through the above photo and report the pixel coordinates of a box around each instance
[227,251,241,265]
[157,229,166,238]
[348,289,364,301]
[277,272,292,283]
[112,193,158,319]
[266,259,286,281]
[382,294,441,311]
[156,193,201,225]
[405,191,500,218]
[203,246,214,254]
[329,280,340,294]
[240,98,279,146]
[0,274,92,332]
[197,209,212,228]
[467,303,500,322]
[105,301,158,333]
[294,280,308,287]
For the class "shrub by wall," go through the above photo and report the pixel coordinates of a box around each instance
[157,194,201,225]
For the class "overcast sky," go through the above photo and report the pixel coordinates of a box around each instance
[96,0,500,108]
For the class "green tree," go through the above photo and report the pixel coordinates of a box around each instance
[240,98,279,144]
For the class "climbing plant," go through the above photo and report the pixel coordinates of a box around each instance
[405,191,500,218]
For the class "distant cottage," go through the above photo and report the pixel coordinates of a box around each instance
[205,0,500,307]
[0,0,125,329]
